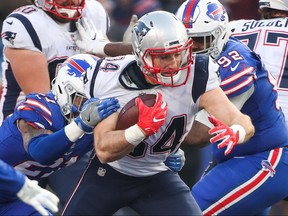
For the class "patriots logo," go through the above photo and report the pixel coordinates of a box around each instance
[261,160,276,177]
[206,3,226,21]
[134,21,151,44]
[65,58,90,77]
[1,31,17,45]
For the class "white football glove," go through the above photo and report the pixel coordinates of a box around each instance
[17,177,59,216]
[75,17,110,56]
[123,14,138,42]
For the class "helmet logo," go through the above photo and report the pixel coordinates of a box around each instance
[134,21,151,44]
[207,3,226,21]
[65,59,90,77]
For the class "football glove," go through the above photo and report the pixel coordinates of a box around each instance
[17,177,59,216]
[164,149,185,172]
[74,97,120,133]
[75,17,110,56]
[136,92,167,136]
[208,115,244,156]
[123,14,138,42]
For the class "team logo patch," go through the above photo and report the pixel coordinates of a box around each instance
[1,31,17,45]
[134,21,151,44]
[65,59,90,77]
[206,3,226,21]
[97,167,106,176]
[261,160,276,177]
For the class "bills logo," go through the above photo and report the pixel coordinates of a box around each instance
[65,59,90,77]
[261,160,276,177]
[1,31,17,45]
[207,3,226,21]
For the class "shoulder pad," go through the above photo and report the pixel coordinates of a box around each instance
[15,93,59,129]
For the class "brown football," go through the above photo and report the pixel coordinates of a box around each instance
[116,94,157,130]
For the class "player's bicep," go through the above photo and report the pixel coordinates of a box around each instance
[200,87,241,125]
[5,48,49,94]
[17,119,52,151]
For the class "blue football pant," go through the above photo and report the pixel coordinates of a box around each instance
[192,147,288,215]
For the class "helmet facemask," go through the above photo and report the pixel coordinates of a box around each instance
[52,77,87,123]
[141,39,193,87]
[34,0,85,20]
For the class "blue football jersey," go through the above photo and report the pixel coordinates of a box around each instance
[0,92,93,180]
[213,37,288,162]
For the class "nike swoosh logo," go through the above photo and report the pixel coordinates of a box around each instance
[231,62,240,72]
[91,34,96,40]
[6,21,13,25]
[87,114,91,122]
[153,117,165,122]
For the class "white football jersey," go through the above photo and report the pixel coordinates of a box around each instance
[84,54,220,177]
[0,0,109,122]
[229,18,288,123]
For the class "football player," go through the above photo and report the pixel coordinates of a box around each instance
[0,0,131,208]
[0,160,59,216]
[175,0,288,215]
[0,0,131,121]
[0,54,119,214]
[229,0,288,125]
[61,11,254,215]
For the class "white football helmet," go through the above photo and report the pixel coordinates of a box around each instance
[259,0,288,11]
[131,11,193,87]
[34,0,85,20]
[51,54,97,122]
[176,0,229,59]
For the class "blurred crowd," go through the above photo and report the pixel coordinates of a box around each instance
[0,0,260,42]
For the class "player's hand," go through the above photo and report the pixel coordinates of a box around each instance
[208,115,239,156]
[164,148,185,172]
[17,177,59,216]
[123,14,138,42]
[136,92,167,136]
[75,17,110,56]
[74,97,120,133]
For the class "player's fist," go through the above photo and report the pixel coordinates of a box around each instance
[74,97,120,133]
[136,92,167,136]
[164,149,185,172]
[208,115,240,156]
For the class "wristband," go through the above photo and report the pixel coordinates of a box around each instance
[94,41,109,56]
[124,124,146,146]
[230,124,246,144]
[64,121,85,142]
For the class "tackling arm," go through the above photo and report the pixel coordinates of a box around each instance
[199,87,255,155]
[185,87,254,147]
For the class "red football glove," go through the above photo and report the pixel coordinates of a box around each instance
[208,115,239,156]
[136,92,168,136]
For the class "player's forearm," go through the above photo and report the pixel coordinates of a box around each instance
[232,114,255,143]
[104,42,133,57]
[28,121,84,164]
[94,130,135,163]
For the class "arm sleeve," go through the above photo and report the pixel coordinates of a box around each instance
[27,128,73,165]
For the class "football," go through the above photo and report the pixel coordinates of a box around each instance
[116,94,157,130]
